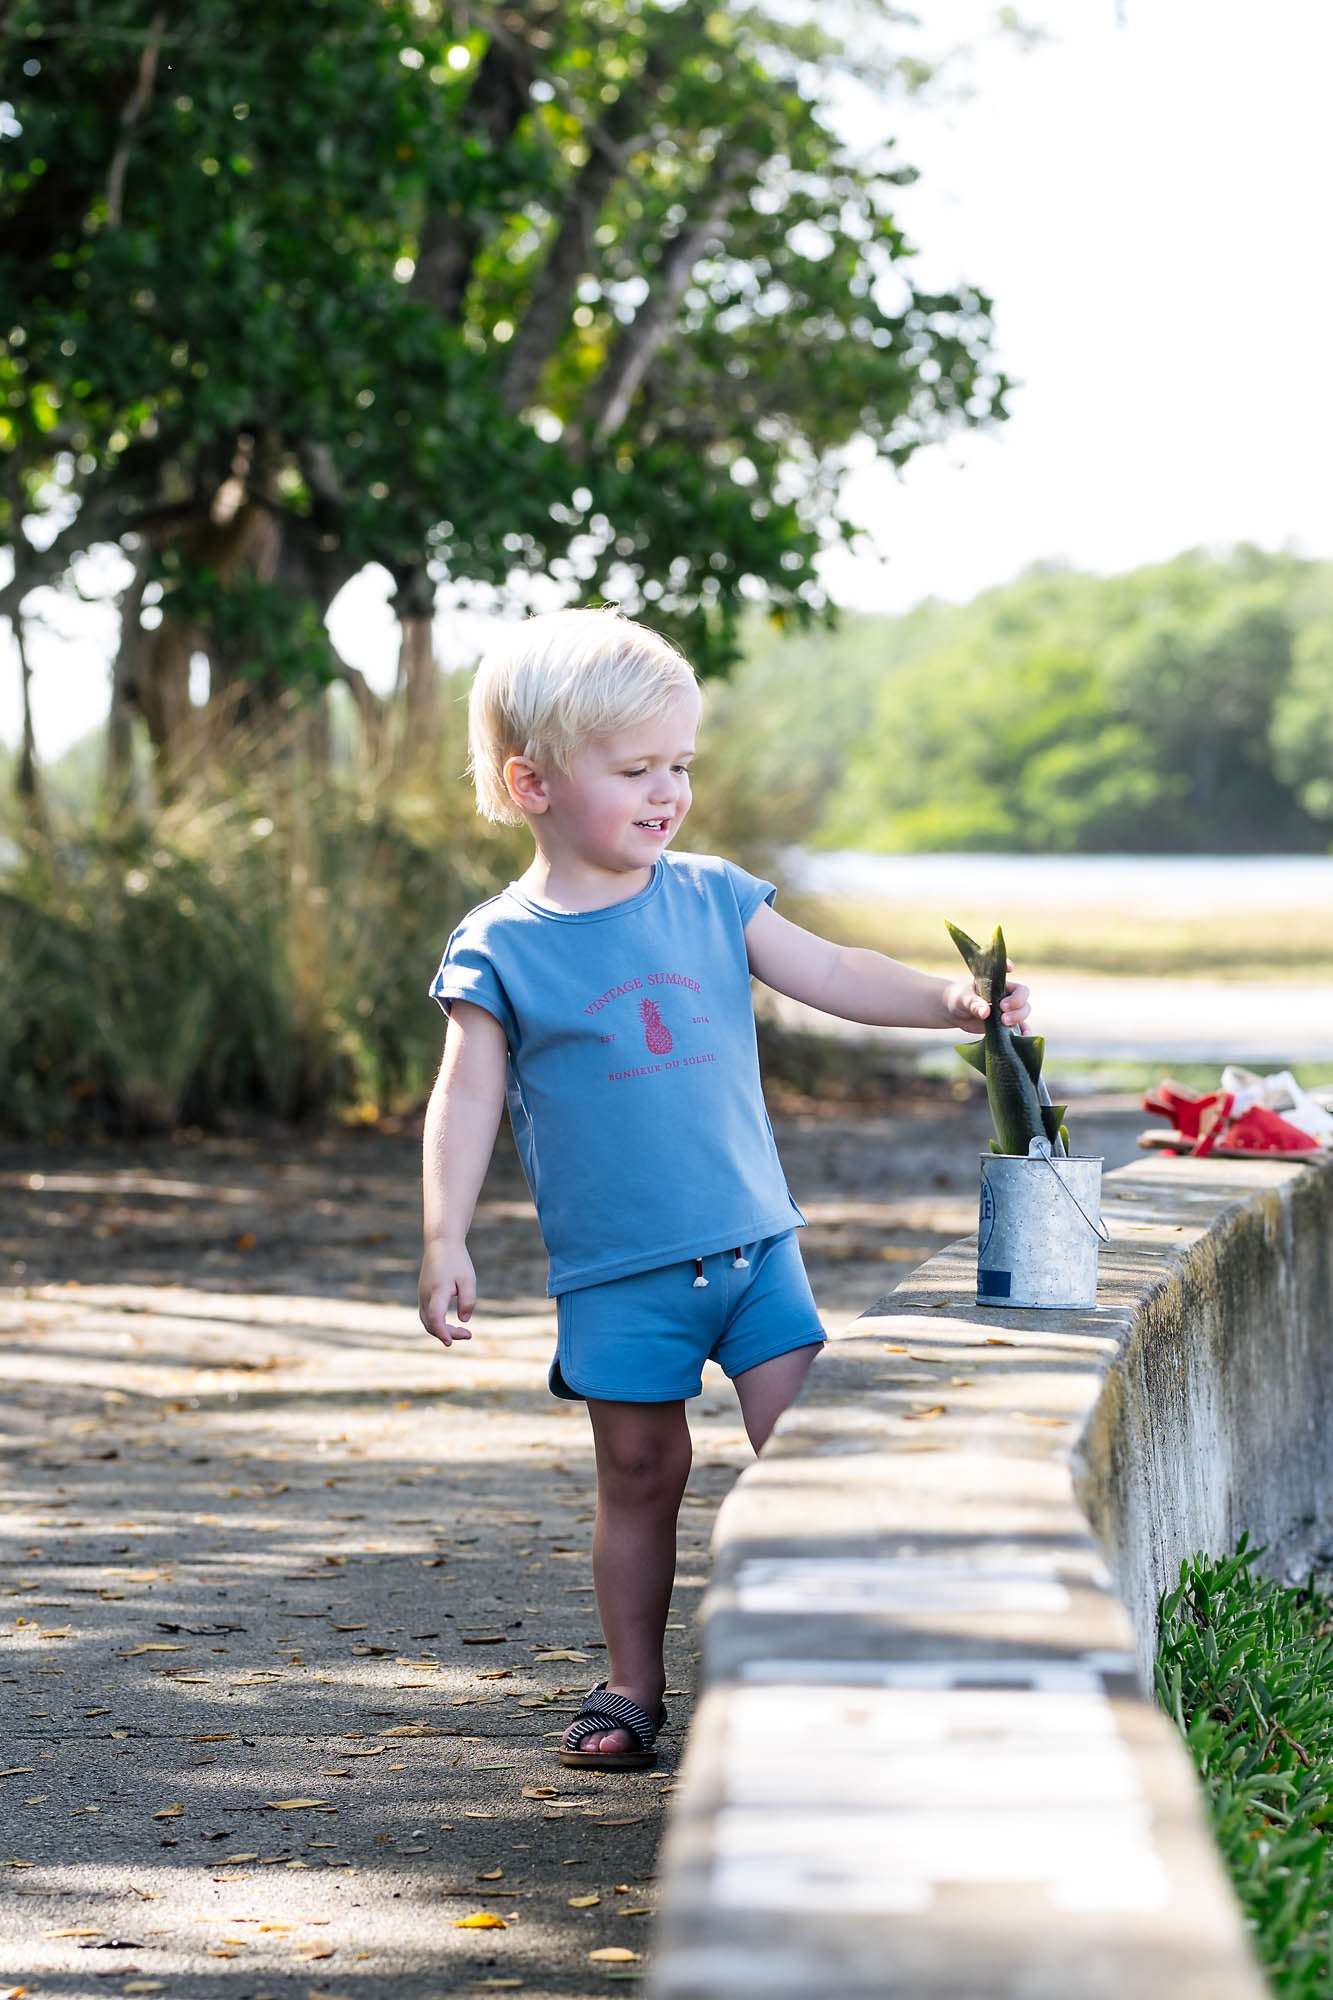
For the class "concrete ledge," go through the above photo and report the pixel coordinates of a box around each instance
[654,1152,1333,1999]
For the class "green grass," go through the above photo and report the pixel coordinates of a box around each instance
[785,892,1333,984]
[1158,1543,1333,1995]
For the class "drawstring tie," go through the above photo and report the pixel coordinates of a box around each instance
[693,1249,749,1289]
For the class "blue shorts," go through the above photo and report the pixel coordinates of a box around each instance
[549,1230,825,1404]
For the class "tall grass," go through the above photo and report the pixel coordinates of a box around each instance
[0,683,781,1138]
[0,759,526,1137]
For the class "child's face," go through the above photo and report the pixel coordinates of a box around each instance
[539,689,699,880]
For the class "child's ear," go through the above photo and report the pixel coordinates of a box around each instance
[502,754,549,816]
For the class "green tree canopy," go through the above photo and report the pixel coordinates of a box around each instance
[729,547,1333,854]
[1,0,1007,791]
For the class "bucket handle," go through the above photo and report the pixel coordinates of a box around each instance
[1029,1138,1111,1244]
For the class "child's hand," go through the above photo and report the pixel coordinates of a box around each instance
[419,1239,476,1347]
[945,963,1032,1031]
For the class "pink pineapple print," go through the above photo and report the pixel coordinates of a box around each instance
[640,997,673,1055]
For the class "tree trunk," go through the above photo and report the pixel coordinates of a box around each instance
[105,544,150,812]
[10,603,43,824]
[583,163,754,442]
[392,609,441,774]
[105,8,167,227]
[138,616,198,798]
[501,66,662,414]
[410,27,543,320]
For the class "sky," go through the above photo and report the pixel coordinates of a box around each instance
[6,0,1333,758]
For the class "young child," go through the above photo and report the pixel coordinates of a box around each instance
[419,607,1029,1771]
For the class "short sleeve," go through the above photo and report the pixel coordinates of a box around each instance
[720,857,778,927]
[428,931,518,1044]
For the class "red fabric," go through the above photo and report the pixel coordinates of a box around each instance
[1145,1080,1322,1157]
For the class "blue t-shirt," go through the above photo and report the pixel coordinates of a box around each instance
[429,852,803,1295]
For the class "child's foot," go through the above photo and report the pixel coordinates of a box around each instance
[561,1678,666,1760]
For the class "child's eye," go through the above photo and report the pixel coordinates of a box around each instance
[623,766,647,778]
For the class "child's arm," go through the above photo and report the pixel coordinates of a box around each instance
[742,903,1030,1031]
[419,1000,509,1347]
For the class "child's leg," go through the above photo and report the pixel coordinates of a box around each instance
[565,1396,692,1756]
[733,1342,821,1453]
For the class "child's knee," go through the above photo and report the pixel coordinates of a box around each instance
[595,1419,691,1501]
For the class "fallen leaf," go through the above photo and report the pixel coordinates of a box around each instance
[521,1786,558,1800]
[266,1799,328,1810]
[190,1734,236,1743]
[591,1816,644,1828]
[123,1984,166,1995]
[617,1907,652,1916]
[0,1768,34,1778]
[295,1946,335,1960]
[589,1948,641,1963]
[454,1911,507,1929]
[881,1343,907,1352]
[341,1747,385,1758]
[235,1231,257,1251]
[568,1893,600,1908]
[122,1644,188,1656]
[43,1928,106,1939]
[460,1634,507,1645]
[532,1649,588,1663]
[222,1852,260,1864]
[152,1803,185,1819]
[984,1335,1018,1346]
[462,1811,499,1820]
[1010,1411,1065,1426]
[902,1405,946,1422]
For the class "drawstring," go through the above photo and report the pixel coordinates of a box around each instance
[694,1249,750,1289]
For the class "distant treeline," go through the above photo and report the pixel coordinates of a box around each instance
[707,546,1333,853]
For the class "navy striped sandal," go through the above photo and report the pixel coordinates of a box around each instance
[557,1682,668,1771]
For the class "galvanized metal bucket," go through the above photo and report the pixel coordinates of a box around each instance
[976,1137,1108,1309]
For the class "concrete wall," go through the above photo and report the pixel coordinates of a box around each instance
[653,1151,1333,2000]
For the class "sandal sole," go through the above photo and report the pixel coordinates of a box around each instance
[556,1747,657,1770]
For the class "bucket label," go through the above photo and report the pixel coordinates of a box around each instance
[978,1268,1012,1299]
[978,1175,996,1263]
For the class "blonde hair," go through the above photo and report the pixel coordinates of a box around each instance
[467,607,700,824]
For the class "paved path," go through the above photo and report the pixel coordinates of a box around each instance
[0,1099,1147,1998]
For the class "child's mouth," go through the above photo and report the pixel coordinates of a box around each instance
[636,819,669,834]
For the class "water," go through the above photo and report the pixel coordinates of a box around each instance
[771,849,1333,1065]
[782,850,1333,915]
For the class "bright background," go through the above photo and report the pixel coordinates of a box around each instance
[6,0,1333,758]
